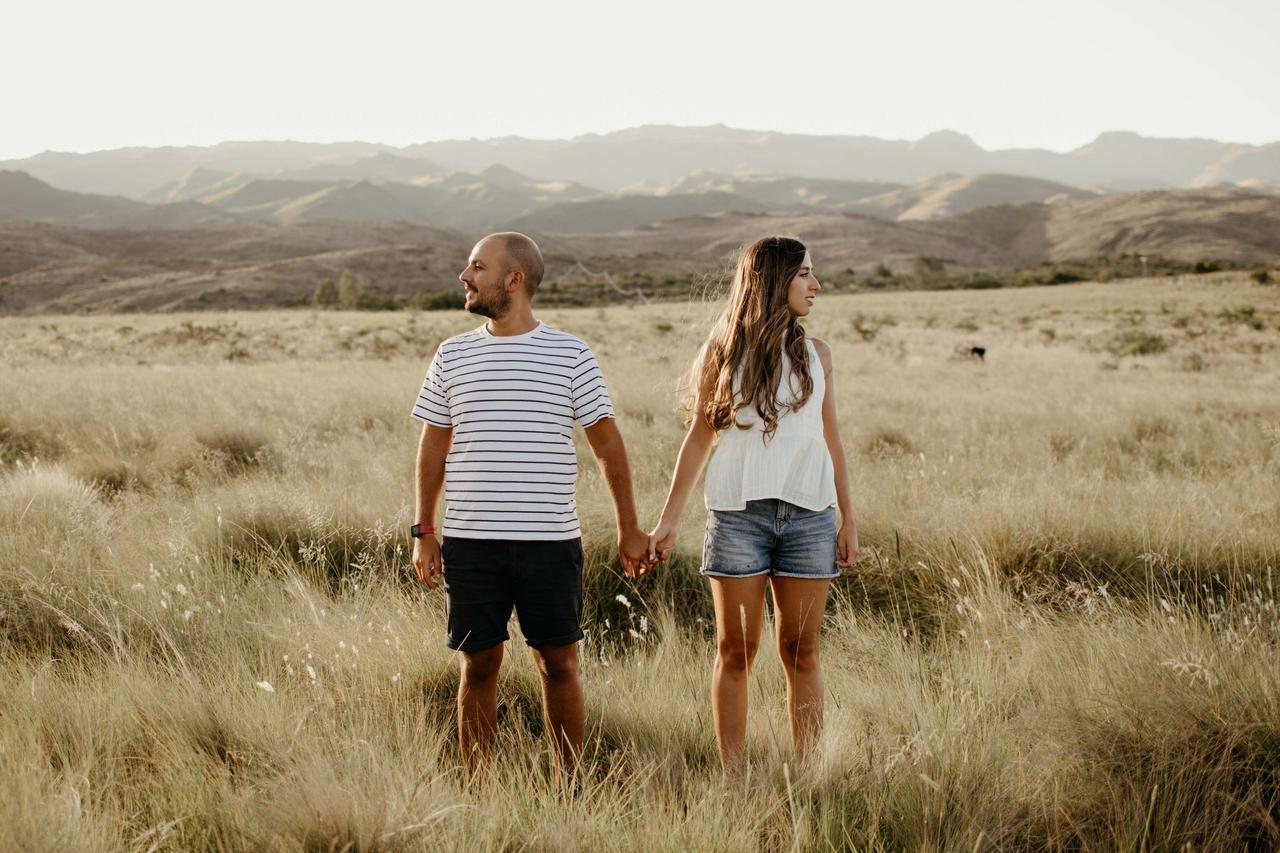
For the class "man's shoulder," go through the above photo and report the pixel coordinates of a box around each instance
[436,327,487,352]
[533,324,591,354]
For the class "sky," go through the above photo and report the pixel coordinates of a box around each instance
[4,0,1278,161]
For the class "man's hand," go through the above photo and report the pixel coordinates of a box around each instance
[649,519,677,564]
[836,522,859,572]
[619,524,652,577]
[413,535,443,588]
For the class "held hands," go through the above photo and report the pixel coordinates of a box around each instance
[618,524,656,578]
[648,519,677,565]
[412,535,443,589]
[836,521,860,571]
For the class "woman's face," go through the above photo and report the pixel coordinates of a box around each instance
[786,251,820,317]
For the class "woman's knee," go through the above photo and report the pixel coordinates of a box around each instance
[717,635,760,672]
[778,633,821,674]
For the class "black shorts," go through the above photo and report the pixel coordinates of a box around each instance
[440,536,584,652]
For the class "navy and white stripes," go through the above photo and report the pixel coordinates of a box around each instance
[411,321,615,540]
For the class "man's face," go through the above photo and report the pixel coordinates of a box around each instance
[458,238,511,319]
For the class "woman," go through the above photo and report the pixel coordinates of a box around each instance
[650,236,858,772]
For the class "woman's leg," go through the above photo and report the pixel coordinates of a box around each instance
[769,576,832,761]
[708,575,768,772]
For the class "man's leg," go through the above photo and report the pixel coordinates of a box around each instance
[529,642,584,774]
[513,538,586,776]
[458,643,504,775]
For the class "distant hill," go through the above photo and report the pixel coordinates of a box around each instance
[143,167,246,203]
[858,174,1099,221]
[5,126,1279,200]
[508,191,768,233]
[0,168,604,231]
[0,170,142,220]
[662,172,902,209]
[5,188,1276,315]
[0,220,469,313]
[1042,188,1280,262]
[0,140,394,198]
[543,188,1280,271]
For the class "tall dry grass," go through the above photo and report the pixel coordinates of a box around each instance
[1,272,1278,849]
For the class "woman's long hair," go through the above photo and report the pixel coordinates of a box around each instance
[686,236,813,437]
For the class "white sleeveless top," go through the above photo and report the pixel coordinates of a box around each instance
[703,338,837,512]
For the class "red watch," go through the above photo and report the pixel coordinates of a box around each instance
[410,523,435,539]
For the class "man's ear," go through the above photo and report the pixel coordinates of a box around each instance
[506,270,525,292]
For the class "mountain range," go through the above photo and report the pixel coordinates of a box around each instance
[4,125,1279,200]
[2,125,1279,315]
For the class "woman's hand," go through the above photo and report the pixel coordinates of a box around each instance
[836,521,859,571]
[649,518,678,564]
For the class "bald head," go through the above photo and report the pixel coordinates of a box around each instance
[482,231,544,296]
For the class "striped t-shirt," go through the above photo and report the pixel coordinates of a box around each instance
[410,321,615,540]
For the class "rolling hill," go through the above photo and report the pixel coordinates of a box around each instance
[3,188,1276,315]
[5,126,1279,201]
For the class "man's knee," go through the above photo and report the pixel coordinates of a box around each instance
[531,644,579,685]
[460,645,503,686]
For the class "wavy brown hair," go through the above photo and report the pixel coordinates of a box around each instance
[686,236,813,437]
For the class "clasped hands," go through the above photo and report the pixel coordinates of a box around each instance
[618,520,677,578]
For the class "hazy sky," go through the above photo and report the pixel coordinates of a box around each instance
[5,0,1277,160]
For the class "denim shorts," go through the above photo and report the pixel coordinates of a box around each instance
[701,499,839,579]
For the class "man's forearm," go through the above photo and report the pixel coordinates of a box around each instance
[415,426,452,526]
[587,424,640,530]
[598,447,639,529]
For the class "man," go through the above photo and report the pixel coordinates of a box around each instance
[409,231,650,777]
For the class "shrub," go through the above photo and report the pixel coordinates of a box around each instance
[1251,269,1273,285]
[912,255,947,288]
[335,271,398,311]
[409,289,466,311]
[863,428,915,458]
[0,418,65,464]
[194,429,272,476]
[1108,331,1167,357]
[851,313,897,342]
[312,279,338,307]
[959,275,1003,290]
[1217,306,1264,330]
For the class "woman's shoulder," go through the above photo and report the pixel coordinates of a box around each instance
[808,337,832,372]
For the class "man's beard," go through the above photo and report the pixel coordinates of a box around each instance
[466,285,510,319]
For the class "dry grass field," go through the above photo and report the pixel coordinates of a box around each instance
[2,271,1279,850]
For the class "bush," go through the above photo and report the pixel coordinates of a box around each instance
[0,418,65,464]
[312,279,338,307]
[912,255,947,288]
[1251,269,1273,285]
[335,271,399,311]
[194,429,273,476]
[409,290,466,311]
[1108,331,1167,357]
[863,428,915,458]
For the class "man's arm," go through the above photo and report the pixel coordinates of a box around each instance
[413,423,453,588]
[582,417,649,576]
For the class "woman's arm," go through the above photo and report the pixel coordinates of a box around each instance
[650,401,718,562]
[813,338,859,570]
